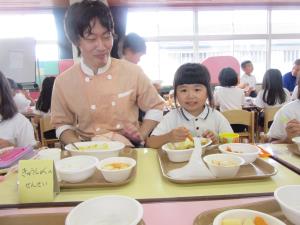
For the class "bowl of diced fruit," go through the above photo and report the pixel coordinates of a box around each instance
[213,209,286,225]
[162,136,211,162]
[64,141,125,160]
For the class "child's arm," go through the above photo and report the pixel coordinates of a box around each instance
[202,130,219,144]
[146,127,189,149]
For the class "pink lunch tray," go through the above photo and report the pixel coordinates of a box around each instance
[0,146,33,168]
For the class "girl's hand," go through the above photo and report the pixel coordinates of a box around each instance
[168,127,190,143]
[0,139,14,149]
[202,130,218,144]
[286,119,300,141]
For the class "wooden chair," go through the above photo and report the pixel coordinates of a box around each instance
[263,106,281,134]
[39,116,59,147]
[222,110,255,143]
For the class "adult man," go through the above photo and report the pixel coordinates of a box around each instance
[282,59,300,93]
[51,0,164,146]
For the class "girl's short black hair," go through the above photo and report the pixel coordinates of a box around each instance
[262,69,287,105]
[0,71,17,121]
[64,0,115,56]
[218,67,238,87]
[36,76,56,113]
[173,63,214,108]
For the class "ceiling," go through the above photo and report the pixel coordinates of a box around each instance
[0,0,300,9]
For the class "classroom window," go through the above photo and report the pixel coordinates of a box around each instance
[0,12,59,61]
[127,7,300,85]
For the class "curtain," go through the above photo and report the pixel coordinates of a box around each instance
[52,8,73,59]
[110,6,128,59]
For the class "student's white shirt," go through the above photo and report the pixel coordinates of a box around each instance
[240,74,256,89]
[214,86,245,112]
[268,100,300,140]
[0,113,36,147]
[291,85,298,100]
[254,88,290,108]
[152,106,233,137]
[13,93,31,113]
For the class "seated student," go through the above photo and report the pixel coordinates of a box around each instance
[7,78,34,113]
[35,76,56,139]
[254,69,290,109]
[0,71,36,148]
[239,60,257,97]
[146,63,233,149]
[282,59,300,93]
[268,78,300,143]
[255,69,290,129]
[214,67,245,112]
[119,32,146,64]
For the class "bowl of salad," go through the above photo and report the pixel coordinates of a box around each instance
[64,141,125,160]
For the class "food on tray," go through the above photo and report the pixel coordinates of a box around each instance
[76,143,110,151]
[221,216,268,225]
[167,136,195,150]
[102,162,130,170]
[225,146,243,153]
[211,159,239,167]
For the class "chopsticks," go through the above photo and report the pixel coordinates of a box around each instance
[256,145,272,158]
[71,143,79,150]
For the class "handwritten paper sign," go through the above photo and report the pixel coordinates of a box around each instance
[18,160,59,203]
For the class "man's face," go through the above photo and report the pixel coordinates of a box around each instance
[78,19,113,71]
[292,64,300,76]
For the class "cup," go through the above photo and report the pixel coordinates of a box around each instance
[37,148,61,162]
[219,133,240,144]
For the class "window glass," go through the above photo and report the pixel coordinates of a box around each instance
[234,39,267,83]
[198,10,267,35]
[271,39,300,75]
[139,42,194,85]
[272,10,300,34]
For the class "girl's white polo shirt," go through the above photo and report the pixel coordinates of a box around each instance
[152,106,233,137]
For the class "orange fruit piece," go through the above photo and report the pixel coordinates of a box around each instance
[254,216,268,225]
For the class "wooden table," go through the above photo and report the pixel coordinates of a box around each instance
[0,148,300,208]
[260,143,300,174]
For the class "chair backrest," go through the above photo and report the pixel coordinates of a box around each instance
[264,106,281,133]
[201,56,240,84]
[39,116,58,147]
[222,109,255,143]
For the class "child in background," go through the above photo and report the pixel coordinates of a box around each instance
[254,69,290,109]
[0,71,36,148]
[240,60,257,97]
[268,78,300,143]
[146,63,233,149]
[214,67,245,112]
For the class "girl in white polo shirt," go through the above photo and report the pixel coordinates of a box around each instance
[146,63,233,149]
[0,72,36,148]
[268,78,300,143]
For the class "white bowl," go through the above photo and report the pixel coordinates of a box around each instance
[65,195,143,225]
[274,185,300,225]
[55,155,98,183]
[162,137,212,162]
[65,141,125,160]
[203,154,244,178]
[213,209,286,225]
[292,136,300,151]
[218,143,260,165]
[37,148,61,162]
[97,157,136,183]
